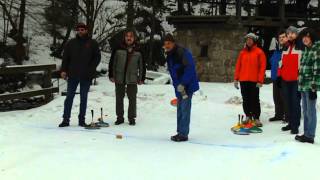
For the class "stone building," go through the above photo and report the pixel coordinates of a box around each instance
[167,16,320,82]
[167,16,246,82]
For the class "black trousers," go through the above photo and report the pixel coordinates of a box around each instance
[115,84,137,120]
[281,81,301,130]
[240,81,261,119]
[272,81,289,120]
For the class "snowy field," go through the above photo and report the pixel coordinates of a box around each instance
[1,78,320,180]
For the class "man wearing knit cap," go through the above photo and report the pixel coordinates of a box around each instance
[163,34,200,142]
[234,32,266,127]
[277,25,302,134]
[59,23,101,127]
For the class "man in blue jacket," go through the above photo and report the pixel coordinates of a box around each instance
[163,34,200,142]
[269,30,288,122]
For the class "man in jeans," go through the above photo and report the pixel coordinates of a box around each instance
[163,34,200,142]
[296,28,320,144]
[278,26,302,134]
[108,29,146,126]
[59,23,101,127]
[269,30,289,122]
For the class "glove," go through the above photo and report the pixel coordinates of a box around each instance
[276,77,282,88]
[256,83,263,88]
[234,81,239,89]
[177,84,188,99]
[309,91,317,100]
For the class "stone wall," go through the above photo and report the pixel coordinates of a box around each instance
[174,25,247,82]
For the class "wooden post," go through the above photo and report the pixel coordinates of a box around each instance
[236,0,242,19]
[279,0,285,27]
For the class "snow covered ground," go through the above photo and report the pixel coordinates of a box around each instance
[1,78,320,180]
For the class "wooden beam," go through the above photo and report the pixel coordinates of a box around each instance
[0,87,59,101]
[0,64,57,74]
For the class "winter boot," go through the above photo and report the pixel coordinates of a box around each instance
[79,121,89,127]
[295,135,314,144]
[281,125,291,131]
[254,119,263,127]
[114,117,124,125]
[129,119,136,126]
[59,119,70,127]
[171,134,188,142]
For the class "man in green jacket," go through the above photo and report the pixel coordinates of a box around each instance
[296,28,320,144]
[108,29,146,126]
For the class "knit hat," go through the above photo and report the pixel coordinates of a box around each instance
[244,33,258,42]
[286,26,298,34]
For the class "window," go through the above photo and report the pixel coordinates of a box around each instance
[200,45,208,57]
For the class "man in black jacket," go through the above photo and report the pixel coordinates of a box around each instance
[108,29,146,126]
[59,23,101,127]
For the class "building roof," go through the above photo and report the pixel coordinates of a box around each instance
[167,15,320,28]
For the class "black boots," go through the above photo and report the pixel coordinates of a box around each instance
[59,120,70,127]
[282,125,299,134]
[171,134,188,142]
[78,121,89,127]
[281,125,291,131]
[58,119,88,127]
[295,135,314,144]
[114,118,124,125]
[129,119,136,126]
[114,117,136,126]
[269,116,283,122]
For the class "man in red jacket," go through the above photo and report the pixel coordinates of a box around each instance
[277,26,302,134]
[234,33,267,127]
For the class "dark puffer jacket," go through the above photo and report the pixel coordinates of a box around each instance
[61,35,101,80]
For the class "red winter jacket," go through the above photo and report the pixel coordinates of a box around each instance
[277,43,302,81]
[234,45,267,83]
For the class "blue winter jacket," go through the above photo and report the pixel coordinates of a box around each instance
[166,45,200,99]
[269,47,282,81]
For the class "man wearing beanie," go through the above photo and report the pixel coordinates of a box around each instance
[234,32,266,127]
[277,26,302,134]
[59,23,101,127]
[163,34,200,142]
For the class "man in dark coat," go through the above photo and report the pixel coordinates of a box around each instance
[108,29,146,126]
[59,23,101,127]
[163,34,200,142]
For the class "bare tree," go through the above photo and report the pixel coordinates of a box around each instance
[78,0,108,37]
[127,0,134,29]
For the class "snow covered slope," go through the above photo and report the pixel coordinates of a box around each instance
[1,77,320,180]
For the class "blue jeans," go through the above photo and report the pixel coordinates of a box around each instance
[63,78,91,122]
[301,92,317,139]
[177,95,192,137]
[282,81,301,130]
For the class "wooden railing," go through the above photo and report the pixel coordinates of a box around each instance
[0,64,59,103]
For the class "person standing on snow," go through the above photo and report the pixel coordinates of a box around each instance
[108,29,146,126]
[59,23,101,127]
[295,28,320,144]
[278,26,302,134]
[163,34,200,142]
[269,30,289,122]
[234,33,267,127]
